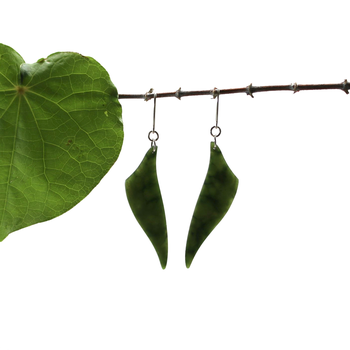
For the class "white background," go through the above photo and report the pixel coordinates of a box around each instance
[1,1,350,349]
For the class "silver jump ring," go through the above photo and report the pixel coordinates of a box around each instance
[148,130,159,142]
[210,126,221,138]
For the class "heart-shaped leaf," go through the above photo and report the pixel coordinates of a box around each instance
[0,44,123,241]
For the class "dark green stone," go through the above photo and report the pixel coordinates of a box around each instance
[185,142,239,268]
[125,146,168,269]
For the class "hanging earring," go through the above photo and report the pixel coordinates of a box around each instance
[125,91,168,269]
[185,88,239,268]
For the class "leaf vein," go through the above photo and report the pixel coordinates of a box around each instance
[56,90,111,104]
[23,95,50,214]
[27,73,108,89]
[26,90,99,148]
[0,71,16,88]
[0,96,24,226]
[0,94,18,120]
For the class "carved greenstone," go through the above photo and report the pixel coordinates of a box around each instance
[125,146,168,269]
[185,142,239,268]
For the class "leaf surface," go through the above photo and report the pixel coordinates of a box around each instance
[0,44,123,241]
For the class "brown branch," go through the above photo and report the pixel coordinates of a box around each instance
[118,80,349,100]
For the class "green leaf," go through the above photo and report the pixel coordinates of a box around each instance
[0,44,123,241]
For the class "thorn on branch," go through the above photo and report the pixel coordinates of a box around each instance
[291,83,299,94]
[342,79,349,94]
[246,83,254,98]
[144,88,154,101]
[212,87,220,99]
[175,87,182,100]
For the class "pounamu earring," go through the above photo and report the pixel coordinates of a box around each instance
[125,92,168,269]
[185,89,239,268]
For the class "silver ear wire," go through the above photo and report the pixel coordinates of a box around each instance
[210,88,221,149]
[148,92,159,152]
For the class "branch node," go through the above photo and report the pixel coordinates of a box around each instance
[342,79,349,94]
[246,83,254,98]
[144,88,154,101]
[212,87,220,99]
[175,87,182,100]
[291,83,299,94]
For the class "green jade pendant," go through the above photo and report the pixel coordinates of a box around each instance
[125,146,168,269]
[185,142,239,268]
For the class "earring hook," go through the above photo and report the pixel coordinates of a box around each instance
[148,92,159,152]
[153,92,157,132]
[210,88,221,148]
